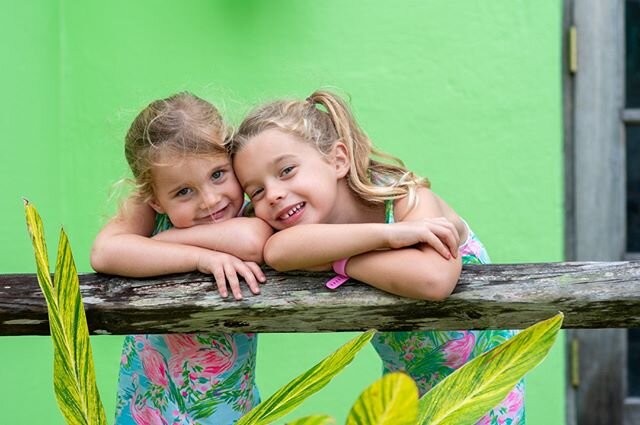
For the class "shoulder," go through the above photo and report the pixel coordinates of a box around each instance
[393,187,442,221]
[394,188,468,242]
[111,197,159,236]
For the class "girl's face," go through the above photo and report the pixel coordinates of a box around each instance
[234,128,348,230]
[149,152,244,228]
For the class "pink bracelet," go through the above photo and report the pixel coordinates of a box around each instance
[325,258,350,290]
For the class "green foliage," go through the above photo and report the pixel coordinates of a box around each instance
[272,313,562,425]
[24,201,107,425]
[236,330,376,425]
[416,313,563,425]
[285,416,336,425]
[346,372,418,425]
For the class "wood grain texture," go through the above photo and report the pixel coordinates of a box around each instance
[2,261,640,335]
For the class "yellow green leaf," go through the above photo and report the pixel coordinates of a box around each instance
[346,372,418,425]
[417,312,563,425]
[25,201,107,425]
[236,330,376,425]
[24,199,54,304]
[285,415,335,425]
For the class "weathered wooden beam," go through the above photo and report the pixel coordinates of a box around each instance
[1,261,640,336]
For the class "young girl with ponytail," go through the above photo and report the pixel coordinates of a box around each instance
[229,90,525,424]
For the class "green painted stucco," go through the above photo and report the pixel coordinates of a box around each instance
[0,1,564,423]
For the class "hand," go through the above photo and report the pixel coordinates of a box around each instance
[196,251,266,300]
[385,217,460,259]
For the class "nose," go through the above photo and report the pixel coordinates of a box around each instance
[265,181,286,205]
[199,187,221,210]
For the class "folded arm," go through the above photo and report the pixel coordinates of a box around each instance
[363,188,462,299]
[264,222,396,271]
[90,199,202,276]
[152,217,273,263]
[90,198,272,277]
[344,245,461,300]
[263,188,462,300]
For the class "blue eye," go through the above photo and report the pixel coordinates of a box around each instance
[176,188,192,197]
[211,170,224,180]
[281,166,295,176]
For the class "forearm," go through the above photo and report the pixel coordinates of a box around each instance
[91,234,207,277]
[264,223,393,271]
[345,245,462,300]
[152,217,273,263]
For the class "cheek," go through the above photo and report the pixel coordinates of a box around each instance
[253,203,272,222]
[224,179,243,198]
[253,203,267,217]
[167,208,192,228]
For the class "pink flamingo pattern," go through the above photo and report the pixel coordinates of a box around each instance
[115,215,260,424]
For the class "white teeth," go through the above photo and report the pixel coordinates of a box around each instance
[280,203,303,220]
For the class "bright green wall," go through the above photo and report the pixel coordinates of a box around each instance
[0,1,564,423]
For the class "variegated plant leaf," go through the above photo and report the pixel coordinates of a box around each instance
[25,201,107,425]
[285,415,335,425]
[346,372,418,425]
[236,330,376,425]
[416,312,563,425]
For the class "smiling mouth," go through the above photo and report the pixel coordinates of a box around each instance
[278,202,305,221]
[209,205,229,222]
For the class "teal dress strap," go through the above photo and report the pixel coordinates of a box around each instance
[384,199,395,224]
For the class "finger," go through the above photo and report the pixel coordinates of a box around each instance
[432,220,459,258]
[445,222,461,257]
[212,267,228,298]
[426,232,451,260]
[246,262,266,283]
[445,219,460,240]
[438,223,458,258]
[239,264,261,295]
[224,264,243,300]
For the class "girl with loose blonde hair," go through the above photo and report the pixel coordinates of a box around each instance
[91,92,272,424]
[230,89,525,424]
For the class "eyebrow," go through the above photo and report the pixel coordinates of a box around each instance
[271,154,297,165]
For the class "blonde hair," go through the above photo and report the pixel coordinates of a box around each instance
[125,92,229,202]
[229,90,429,206]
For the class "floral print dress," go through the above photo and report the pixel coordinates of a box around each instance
[371,201,525,424]
[115,213,260,425]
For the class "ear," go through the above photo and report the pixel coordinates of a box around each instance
[148,198,166,214]
[332,141,350,178]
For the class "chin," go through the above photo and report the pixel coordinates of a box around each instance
[271,222,286,231]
